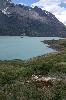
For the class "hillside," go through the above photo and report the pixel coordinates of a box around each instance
[0,3,66,37]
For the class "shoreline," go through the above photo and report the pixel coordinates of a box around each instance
[42,38,66,51]
[0,39,66,99]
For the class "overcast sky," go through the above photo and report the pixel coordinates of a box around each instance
[12,0,66,25]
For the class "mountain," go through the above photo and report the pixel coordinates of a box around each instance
[0,3,66,37]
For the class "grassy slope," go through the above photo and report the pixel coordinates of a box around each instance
[0,39,66,100]
[43,39,66,51]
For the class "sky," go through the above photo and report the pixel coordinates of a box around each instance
[12,0,38,6]
[12,0,66,26]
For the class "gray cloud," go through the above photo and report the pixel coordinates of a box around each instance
[32,0,66,25]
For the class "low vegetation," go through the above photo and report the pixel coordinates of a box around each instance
[43,39,66,51]
[0,39,66,100]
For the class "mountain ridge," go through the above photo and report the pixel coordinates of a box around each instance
[0,3,66,37]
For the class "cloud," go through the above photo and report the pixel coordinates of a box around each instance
[63,0,66,3]
[32,0,66,25]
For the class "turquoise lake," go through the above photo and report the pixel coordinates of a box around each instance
[0,36,61,60]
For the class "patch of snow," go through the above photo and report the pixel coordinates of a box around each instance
[2,7,9,15]
[29,8,31,11]
[48,12,49,14]
[45,11,48,15]
[52,17,54,19]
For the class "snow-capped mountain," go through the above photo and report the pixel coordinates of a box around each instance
[0,2,66,37]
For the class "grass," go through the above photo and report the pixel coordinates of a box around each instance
[43,39,66,51]
[0,39,66,100]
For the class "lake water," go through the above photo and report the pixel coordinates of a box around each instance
[0,36,61,60]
